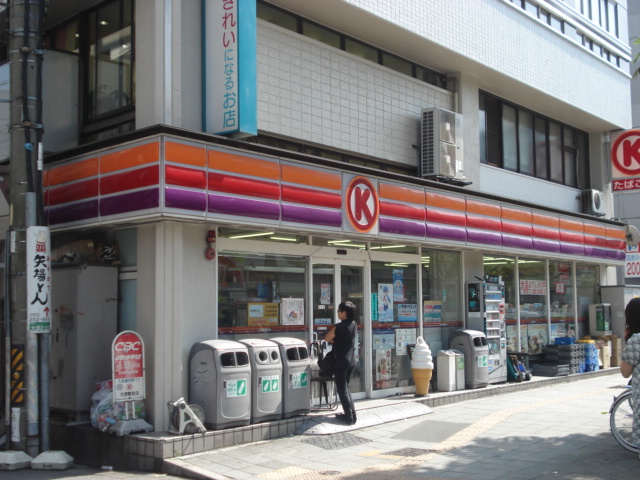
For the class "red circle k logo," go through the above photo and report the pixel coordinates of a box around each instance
[612,129,640,177]
[346,177,379,232]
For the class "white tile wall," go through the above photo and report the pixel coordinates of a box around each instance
[480,165,583,213]
[257,22,453,168]
[343,0,630,128]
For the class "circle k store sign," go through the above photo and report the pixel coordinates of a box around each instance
[612,129,640,191]
[345,176,379,234]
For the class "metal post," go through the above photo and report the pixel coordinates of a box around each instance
[8,0,45,456]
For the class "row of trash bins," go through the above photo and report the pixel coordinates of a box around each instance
[188,331,490,431]
[189,337,311,430]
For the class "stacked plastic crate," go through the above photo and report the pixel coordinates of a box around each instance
[543,339,585,375]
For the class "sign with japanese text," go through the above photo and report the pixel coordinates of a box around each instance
[204,0,257,136]
[626,245,640,278]
[520,279,547,295]
[226,379,247,397]
[247,302,279,327]
[26,226,51,333]
[112,330,145,402]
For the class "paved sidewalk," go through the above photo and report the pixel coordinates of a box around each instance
[167,372,635,480]
[0,370,633,480]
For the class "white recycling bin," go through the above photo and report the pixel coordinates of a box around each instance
[452,349,465,390]
[239,339,283,423]
[189,339,251,429]
[436,350,457,392]
[270,337,311,418]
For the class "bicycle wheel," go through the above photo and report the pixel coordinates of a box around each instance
[610,390,639,454]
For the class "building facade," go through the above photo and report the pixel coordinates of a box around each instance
[0,0,634,433]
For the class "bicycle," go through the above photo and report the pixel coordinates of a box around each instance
[610,386,639,453]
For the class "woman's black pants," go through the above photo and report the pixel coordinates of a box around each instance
[334,366,356,422]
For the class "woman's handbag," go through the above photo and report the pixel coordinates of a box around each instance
[318,349,336,378]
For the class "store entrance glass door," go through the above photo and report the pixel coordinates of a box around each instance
[312,260,365,397]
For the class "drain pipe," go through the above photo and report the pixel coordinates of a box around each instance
[4,231,10,451]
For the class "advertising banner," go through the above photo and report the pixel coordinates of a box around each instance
[26,226,51,333]
[112,330,145,402]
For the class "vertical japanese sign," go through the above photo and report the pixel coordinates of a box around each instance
[203,0,257,136]
[112,331,145,402]
[26,226,51,333]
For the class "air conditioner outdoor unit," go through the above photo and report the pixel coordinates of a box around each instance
[581,189,606,216]
[420,107,464,180]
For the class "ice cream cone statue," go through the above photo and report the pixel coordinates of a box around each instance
[411,337,434,396]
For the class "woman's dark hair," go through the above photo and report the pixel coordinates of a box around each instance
[338,301,356,321]
[625,298,640,336]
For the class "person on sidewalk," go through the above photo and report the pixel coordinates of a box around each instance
[329,301,358,425]
[619,297,640,455]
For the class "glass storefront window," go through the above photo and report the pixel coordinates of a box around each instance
[576,264,599,337]
[218,252,307,341]
[371,261,418,390]
[421,250,463,354]
[484,256,517,349]
[518,259,548,354]
[549,261,575,341]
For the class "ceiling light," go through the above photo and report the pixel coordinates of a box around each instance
[229,231,275,239]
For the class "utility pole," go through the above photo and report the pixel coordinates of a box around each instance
[8,0,45,456]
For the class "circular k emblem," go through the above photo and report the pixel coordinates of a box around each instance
[346,177,379,232]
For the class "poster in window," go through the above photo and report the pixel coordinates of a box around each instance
[527,324,548,354]
[281,298,304,325]
[397,304,417,322]
[395,328,416,355]
[377,284,393,322]
[393,270,404,302]
[320,283,331,305]
[247,303,279,327]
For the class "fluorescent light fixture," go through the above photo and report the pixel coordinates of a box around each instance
[229,231,275,239]
[384,263,410,267]
[370,245,406,250]
[328,240,353,244]
[270,236,297,242]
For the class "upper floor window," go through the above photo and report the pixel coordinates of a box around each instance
[479,92,589,189]
[46,0,135,143]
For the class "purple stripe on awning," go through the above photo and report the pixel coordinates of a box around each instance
[426,224,467,242]
[467,228,502,246]
[165,187,207,212]
[100,188,160,217]
[502,234,533,250]
[47,200,99,225]
[584,246,607,258]
[379,217,426,237]
[208,194,280,220]
[533,238,560,253]
[281,204,342,227]
[606,250,625,260]
[559,243,585,256]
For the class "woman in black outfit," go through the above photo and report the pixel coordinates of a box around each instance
[330,301,357,425]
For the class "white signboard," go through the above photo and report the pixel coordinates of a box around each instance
[26,226,51,333]
[626,245,640,278]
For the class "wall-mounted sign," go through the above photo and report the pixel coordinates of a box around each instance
[203,0,257,136]
[345,175,379,233]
